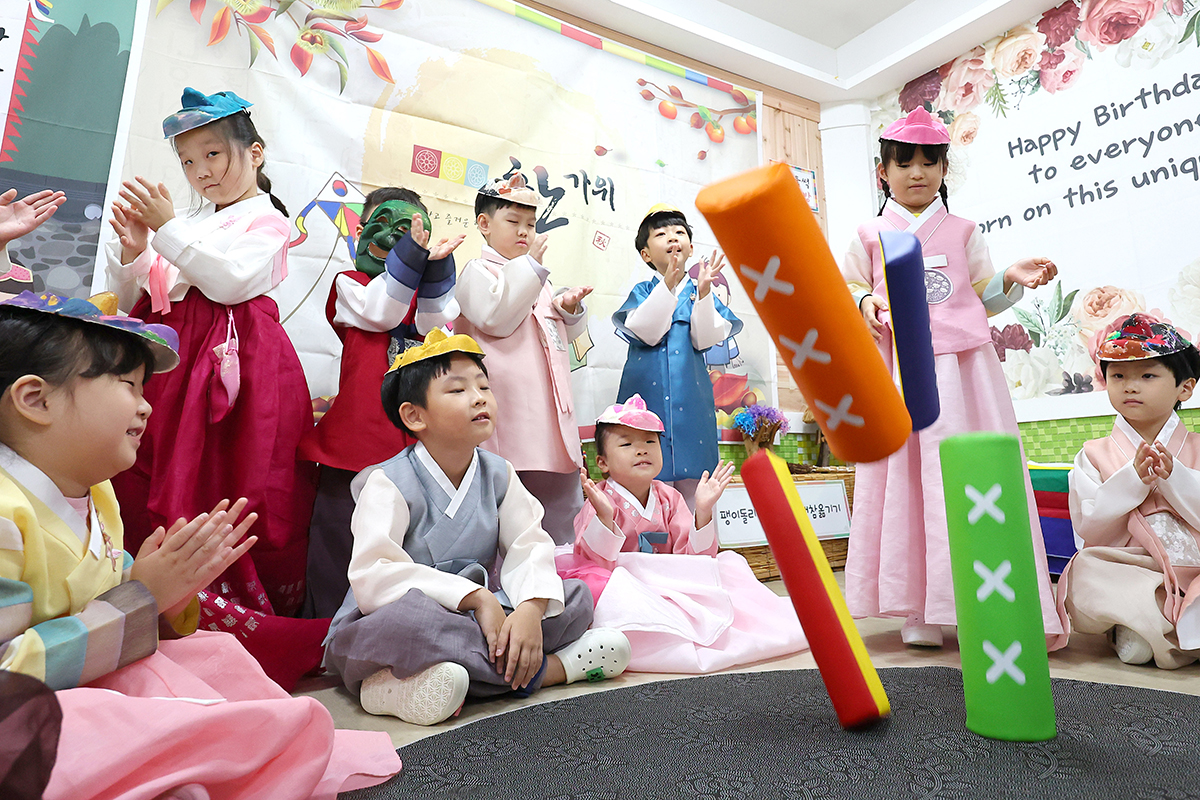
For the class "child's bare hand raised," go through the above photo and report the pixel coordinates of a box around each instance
[860,295,889,342]
[1133,441,1171,484]
[495,599,547,690]
[110,202,150,260]
[557,285,593,314]
[694,460,736,528]
[663,252,685,292]
[529,233,549,264]
[696,250,726,300]
[120,178,174,232]
[581,467,616,532]
[1006,257,1057,289]
[131,498,258,620]
[0,189,65,244]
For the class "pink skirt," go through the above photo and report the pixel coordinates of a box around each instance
[844,343,1065,634]
[45,631,399,800]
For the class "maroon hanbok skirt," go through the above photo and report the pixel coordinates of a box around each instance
[111,290,326,690]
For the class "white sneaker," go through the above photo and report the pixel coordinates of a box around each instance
[553,628,631,684]
[901,615,944,647]
[1111,625,1154,665]
[359,662,469,725]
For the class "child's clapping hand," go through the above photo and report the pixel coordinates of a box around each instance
[1005,257,1057,289]
[130,498,258,621]
[119,177,175,232]
[0,189,66,244]
[410,213,466,260]
[696,251,726,299]
[1134,440,1173,485]
[529,233,549,264]
[694,460,735,528]
[581,467,616,533]
[662,251,686,292]
[557,285,593,315]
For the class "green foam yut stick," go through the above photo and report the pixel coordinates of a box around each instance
[940,432,1055,742]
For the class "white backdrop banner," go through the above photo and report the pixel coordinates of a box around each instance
[875,0,1200,421]
[106,0,772,426]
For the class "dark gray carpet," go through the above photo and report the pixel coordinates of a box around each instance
[341,666,1200,800]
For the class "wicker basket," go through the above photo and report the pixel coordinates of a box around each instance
[720,465,855,582]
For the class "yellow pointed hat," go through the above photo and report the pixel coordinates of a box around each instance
[386,327,485,374]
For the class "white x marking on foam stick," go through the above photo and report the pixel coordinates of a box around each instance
[965,483,1005,525]
[814,395,864,431]
[974,560,1015,602]
[983,640,1025,685]
[740,256,795,302]
[779,329,831,371]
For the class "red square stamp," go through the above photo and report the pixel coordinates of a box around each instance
[592,231,610,251]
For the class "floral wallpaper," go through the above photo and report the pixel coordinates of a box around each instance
[873,0,1200,405]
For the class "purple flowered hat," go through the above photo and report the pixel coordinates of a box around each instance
[162,87,253,139]
[0,291,180,372]
[1097,314,1193,363]
[596,394,664,433]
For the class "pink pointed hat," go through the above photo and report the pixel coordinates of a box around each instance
[596,394,664,433]
[881,107,950,145]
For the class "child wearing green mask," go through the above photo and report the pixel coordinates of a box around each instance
[299,186,465,619]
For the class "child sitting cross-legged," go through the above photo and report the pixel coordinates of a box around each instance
[1054,314,1200,669]
[558,395,808,674]
[324,329,630,726]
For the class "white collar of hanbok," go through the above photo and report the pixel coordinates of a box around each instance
[655,273,694,298]
[414,441,479,519]
[0,443,106,557]
[1115,411,1181,454]
[884,195,945,236]
[606,478,657,520]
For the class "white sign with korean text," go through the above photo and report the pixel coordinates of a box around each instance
[714,479,851,548]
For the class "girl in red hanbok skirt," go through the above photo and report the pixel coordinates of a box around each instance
[104,88,326,689]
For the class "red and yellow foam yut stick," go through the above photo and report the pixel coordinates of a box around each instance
[740,449,889,728]
[696,162,910,463]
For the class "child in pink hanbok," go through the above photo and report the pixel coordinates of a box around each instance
[455,175,592,544]
[560,395,808,673]
[1055,316,1200,669]
[840,107,1065,646]
[0,289,398,800]
[105,88,326,687]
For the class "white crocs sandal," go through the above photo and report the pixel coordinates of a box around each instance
[553,628,631,684]
[359,662,469,725]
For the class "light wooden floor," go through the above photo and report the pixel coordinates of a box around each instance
[296,574,1200,749]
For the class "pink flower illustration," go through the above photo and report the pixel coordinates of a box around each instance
[948,112,981,145]
[1078,0,1159,48]
[1037,1,1083,48]
[991,324,1034,362]
[899,69,942,112]
[988,22,1048,79]
[1039,45,1087,93]
[936,47,997,113]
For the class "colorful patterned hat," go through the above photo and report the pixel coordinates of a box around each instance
[0,291,180,372]
[1097,314,1193,362]
[596,394,664,433]
[162,88,253,139]
[881,107,950,146]
[478,174,539,209]
[386,327,485,375]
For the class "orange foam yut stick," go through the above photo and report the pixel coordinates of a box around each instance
[696,162,911,463]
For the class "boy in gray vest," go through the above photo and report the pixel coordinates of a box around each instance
[325,328,630,725]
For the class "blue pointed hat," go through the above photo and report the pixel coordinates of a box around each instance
[162,87,253,139]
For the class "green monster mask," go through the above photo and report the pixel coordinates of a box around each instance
[354,200,432,277]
